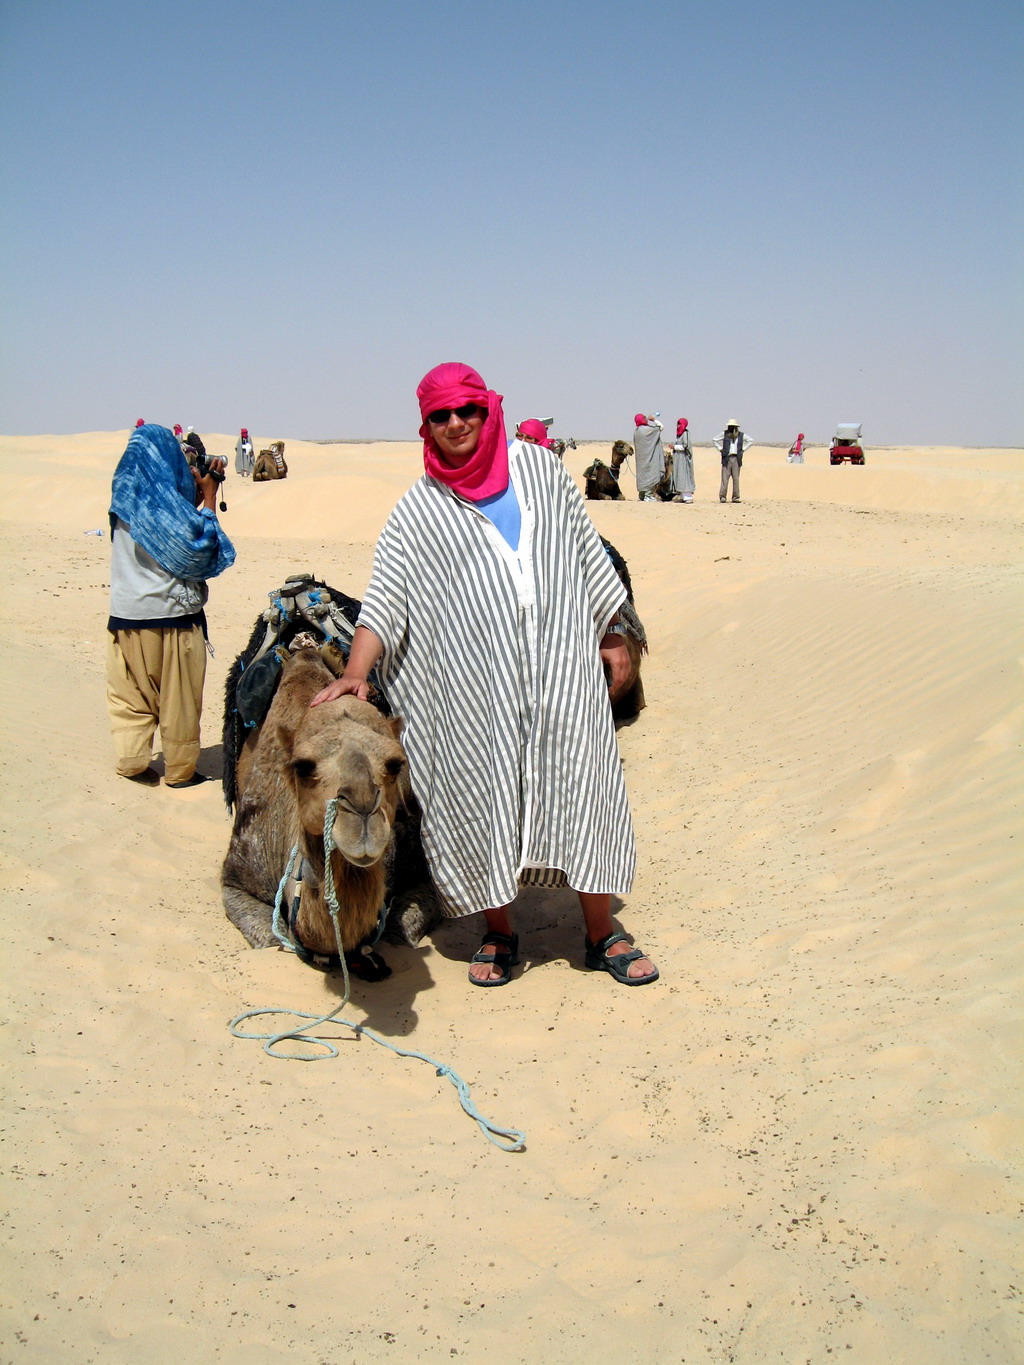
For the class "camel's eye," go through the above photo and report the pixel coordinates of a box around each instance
[384,756,405,778]
[292,758,317,782]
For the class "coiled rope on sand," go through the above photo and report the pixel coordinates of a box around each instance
[228,797,526,1153]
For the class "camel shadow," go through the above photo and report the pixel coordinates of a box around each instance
[428,887,629,978]
[312,939,437,1037]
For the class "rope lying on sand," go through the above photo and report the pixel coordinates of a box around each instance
[228,798,527,1154]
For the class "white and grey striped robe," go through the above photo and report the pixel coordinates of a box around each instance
[358,439,637,919]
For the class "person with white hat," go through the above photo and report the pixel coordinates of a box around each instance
[713,420,752,503]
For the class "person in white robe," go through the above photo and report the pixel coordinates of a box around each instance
[670,418,695,502]
[235,428,255,476]
[312,362,658,988]
[632,413,665,501]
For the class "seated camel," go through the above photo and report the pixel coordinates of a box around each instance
[583,458,624,500]
[221,647,439,976]
[610,440,632,479]
[654,447,675,502]
[253,440,288,481]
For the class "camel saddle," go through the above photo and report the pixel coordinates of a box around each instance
[222,574,388,812]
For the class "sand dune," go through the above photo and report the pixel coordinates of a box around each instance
[1,432,1021,1363]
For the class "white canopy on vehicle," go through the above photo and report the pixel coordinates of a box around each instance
[835,423,863,442]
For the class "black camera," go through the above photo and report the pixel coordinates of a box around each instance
[195,451,226,484]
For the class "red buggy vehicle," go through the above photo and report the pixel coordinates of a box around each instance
[830,422,865,465]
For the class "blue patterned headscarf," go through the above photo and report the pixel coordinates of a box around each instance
[109,424,236,580]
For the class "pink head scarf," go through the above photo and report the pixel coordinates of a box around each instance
[633,413,648,428]
[417,362,508,501]
[517,418,551,448]
[676,418,688,438]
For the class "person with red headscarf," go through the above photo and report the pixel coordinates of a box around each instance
[787,432,806,464]
[312,362,658,988]
[515,418,552,449]
[235,427,255,476]
[633,413,665,501]
[670,419,695,502]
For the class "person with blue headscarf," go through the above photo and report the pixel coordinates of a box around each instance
[106,424,235,786]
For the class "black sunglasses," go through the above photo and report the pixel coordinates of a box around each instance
[427,403,482,426]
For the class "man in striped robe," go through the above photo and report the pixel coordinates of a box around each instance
[312,363,658,988]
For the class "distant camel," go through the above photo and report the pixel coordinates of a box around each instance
[253,441,288,481]
[654,447,674,502]
[610,440,631,480]
[583,458,624,500]
[221,648,438,975]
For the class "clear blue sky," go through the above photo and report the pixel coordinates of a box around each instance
[1,0,1020,444]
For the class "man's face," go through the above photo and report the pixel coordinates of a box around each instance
[429,404,486,462]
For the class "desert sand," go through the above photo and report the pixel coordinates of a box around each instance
[1,432,1021,1364]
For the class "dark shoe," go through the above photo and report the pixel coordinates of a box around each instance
[121,767,159,786]
[469,931,519,987]
[165,772,210,789]
[584,931,659,986]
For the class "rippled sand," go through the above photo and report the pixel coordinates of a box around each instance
[2,432,1021,1363]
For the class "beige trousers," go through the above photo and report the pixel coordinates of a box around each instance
[719,457,741,501]
[106,625,207,783]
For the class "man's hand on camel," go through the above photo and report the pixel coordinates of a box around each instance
[310,675,370,706]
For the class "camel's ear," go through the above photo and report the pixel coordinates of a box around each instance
[386,715,404,742]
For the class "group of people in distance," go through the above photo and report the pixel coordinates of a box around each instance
[633,414,754,503]
[135,418,212,470]
[629,417,809,503]
[105,364,659,988]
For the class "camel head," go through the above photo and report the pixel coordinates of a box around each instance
[610,440,632,471]
[279,696,406,868]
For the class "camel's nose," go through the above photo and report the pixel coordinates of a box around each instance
[333,786,382,820]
